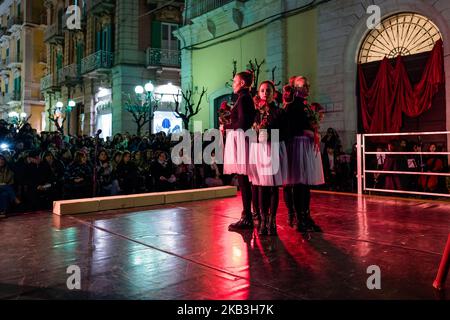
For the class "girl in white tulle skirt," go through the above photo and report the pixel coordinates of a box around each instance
[223,71,257,231]
[248,81,287,236]
[283,77,324,233]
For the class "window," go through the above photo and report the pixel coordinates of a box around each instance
[359,13,442,63]
[161,23,179,51]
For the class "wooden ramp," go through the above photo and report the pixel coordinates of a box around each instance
[53,186,237,215]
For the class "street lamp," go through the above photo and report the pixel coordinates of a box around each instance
[8,111,28,131]
[135,85,144,95]
[130,81,158,135]
[8,111,19,119]
[144,82,154,93]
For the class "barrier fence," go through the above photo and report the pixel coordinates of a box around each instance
[356,131,450,198]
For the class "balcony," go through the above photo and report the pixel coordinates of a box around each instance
[0,27,7,38]
[58,63,81,85]
[89,0,115,15]
[7,57,22,70]
[0,59,8,70]
[5,91,21,104]
[184,0,244,22]
[81,51,113,76]
[44,23,64,44]
[146,48,181,69]
[7,16,23,32]
[40,73,60,92]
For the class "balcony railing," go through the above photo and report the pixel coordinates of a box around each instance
[7,16,23,30]
[7,56,22,67]
[0,27,6,38]
[5,91,21,103]
[44,23,63,43]
[184,0,239,21]
[146,48,181,68]
[81,51,113,74]
[0,59,8,69]
[89,0,115,14]
[40,73,59,91]
[58,63,80,84]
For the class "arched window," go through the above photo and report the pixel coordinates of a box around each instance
[359,13,442,63]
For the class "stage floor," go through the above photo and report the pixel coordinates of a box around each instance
[0,191,449,300]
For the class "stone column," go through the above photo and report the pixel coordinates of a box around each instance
[22,25,34,115]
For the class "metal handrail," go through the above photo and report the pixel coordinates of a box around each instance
[81,50,113,74]
[146,48,180,68]
[365,152,450,155]
[365,170,450,177]
[363,131,450,137]
[44,23,63,41]
[184,0,236,21]
[357,131,450,198]
[58,63,79,83]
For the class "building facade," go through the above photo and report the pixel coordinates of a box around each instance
[0,0,46,131]
[42,0,183,137]
[178,0,450,149]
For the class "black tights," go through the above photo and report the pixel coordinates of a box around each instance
[293,184,311,213]
[258,186,279,217]
[237,174,252,217]
[252,184,260,215]
[283,186,295,213]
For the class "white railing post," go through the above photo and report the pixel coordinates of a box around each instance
[357,134,362,195]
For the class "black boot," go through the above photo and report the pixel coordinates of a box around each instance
[284,186,295,227]
[305,209,322,232]
[296,211,308,233]
[251,185,261,226]
[252,211,261,228]
[268,213,277,236]
[258,212,268,236]
[228,211,254,231]
[287,211,296,228]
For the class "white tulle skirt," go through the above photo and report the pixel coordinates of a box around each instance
[223,130,249,175]
[248,140,288,187]
[285,136,325,186]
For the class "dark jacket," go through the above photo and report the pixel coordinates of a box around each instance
[225,88,255,131]
[38,160,65,187]
[115,161,138,194]
[253,102,285,142]
[283,96,309,140]
[151,160,174,180]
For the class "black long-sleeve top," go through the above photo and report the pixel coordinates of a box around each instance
[253,102,286,142]
[283,96,309,140]
[224,88,255,131]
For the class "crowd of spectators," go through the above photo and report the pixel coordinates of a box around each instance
[0,120,227,217]
[367,139,449,194]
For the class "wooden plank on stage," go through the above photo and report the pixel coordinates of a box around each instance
[53,186,237,215]
[53,198,100,215]
[133,193,166,207]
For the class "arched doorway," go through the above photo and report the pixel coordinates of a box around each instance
[357,12,446,138]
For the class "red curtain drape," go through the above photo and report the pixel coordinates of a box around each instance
[358,39,445,133]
